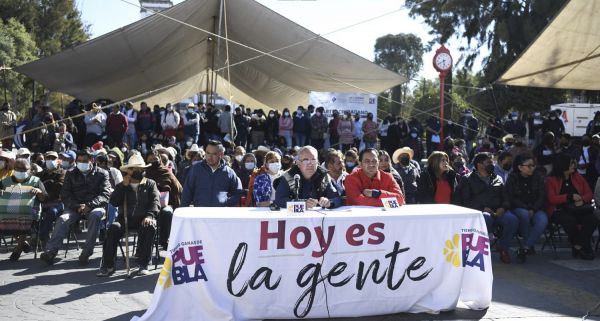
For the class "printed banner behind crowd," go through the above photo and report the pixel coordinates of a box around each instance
[309,92,378,120]
[132,205,492,321]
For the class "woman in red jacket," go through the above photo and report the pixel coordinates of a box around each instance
[546,153,598,260]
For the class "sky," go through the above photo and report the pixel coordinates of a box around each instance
[76,0,472,83]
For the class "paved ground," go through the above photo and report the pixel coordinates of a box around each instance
[1,234,599,321]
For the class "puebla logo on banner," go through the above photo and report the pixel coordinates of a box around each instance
[443,228,490,271]
[158,240,207,289]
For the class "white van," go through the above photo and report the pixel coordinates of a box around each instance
[550,103,600,137]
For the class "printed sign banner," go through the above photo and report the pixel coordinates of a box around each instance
[309,92,378,120]
[132,205,492,321]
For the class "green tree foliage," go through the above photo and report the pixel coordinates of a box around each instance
[374,33,424,115]
[0,0,89,113]
[406,0,568,114]
[0,0,89,56]
[410,78,439,122]
[0,18,37,110]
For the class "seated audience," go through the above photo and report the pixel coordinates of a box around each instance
[3,159,47,261]
[505,154,548,260]
[546,153,597,260]
[458,152,518,264]
[41,150,110,265]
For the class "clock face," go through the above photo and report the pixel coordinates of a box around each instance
[434,52,452,71]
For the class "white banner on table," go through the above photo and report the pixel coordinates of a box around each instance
[309,91,377,120]
[133,205,492,321]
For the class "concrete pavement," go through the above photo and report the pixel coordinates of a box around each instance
[0,235,599,321]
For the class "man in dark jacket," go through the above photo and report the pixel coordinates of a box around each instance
[275,146,342,209]
[38,151,66,245]
[181,140,243,207]
[41,150,111,265]
[97,154,160,277]
[457,152,518,264]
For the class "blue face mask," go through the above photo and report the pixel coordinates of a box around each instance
[77,162,90,172]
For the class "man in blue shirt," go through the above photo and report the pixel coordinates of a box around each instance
[181,140,242,207]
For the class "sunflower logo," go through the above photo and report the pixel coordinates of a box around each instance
[443,234,461,267]
[158,256,173,288]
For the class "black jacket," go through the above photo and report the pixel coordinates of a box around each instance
[110,178,160,227]
[457,171,509,211]
[504,171,545,211]
[61,165,111,211]
[417,167,458,204]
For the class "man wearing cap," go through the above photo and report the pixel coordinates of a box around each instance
[344,148,404,207]
[458,109,478,156]
[0,102,17,149]
[183,102,200,145]
[392,147,419,204]
[37,151,66,246]
[97,154,160,277]
[181,140,243,207]
[60,150,76,171]
[41,150,111,265]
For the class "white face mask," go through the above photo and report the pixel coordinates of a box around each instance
[77,162,91,172]
[0,160,5,170]
[188,108,194,113]
[121,147,127,153]
[129,183,139,189]
[244,162,256,170]
[284,112,290,117]
[235,155,243,162]
[46,160,57,170]
[186,141,192,147]
[268,162,281,173]
[14,171,29,181]
[61,161,72,169]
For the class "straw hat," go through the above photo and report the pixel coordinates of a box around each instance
[392,147,414,163]
[502,134,515,143]
[120,153,151,170]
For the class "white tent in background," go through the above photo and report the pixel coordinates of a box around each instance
[497,0,600,90]
[15,0,405,109]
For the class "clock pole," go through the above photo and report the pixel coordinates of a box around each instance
[432,45,452,150]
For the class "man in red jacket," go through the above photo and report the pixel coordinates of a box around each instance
[344,148,405,206]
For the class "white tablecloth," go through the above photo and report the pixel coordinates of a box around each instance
[133,204,493,321]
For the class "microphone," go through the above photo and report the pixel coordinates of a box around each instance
[293,174,301,200]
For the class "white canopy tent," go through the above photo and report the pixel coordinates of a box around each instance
[15,0,405,109]
[497,0,600,90]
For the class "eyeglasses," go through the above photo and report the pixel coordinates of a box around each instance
[300,159,317,165]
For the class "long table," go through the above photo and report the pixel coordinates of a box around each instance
[132,204,493,321]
